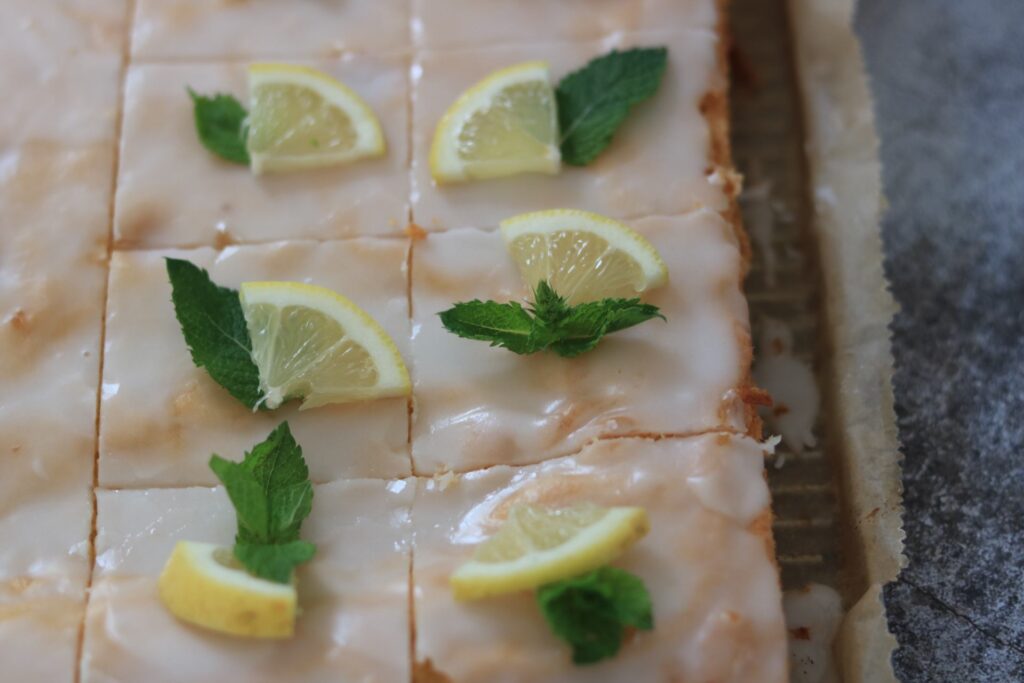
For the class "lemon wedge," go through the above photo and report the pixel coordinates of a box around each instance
[246,63,385,174]
[158,541,296,638]
[239,281,410,410]
[500,209,669,305]
[430,61,560,183]
[450,503,649,601]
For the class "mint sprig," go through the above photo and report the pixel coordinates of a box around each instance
[165,258,263,409]
[439,280,664,358]
[188,88,250,165]
[556,47,668,166]
[209,422,316,583]
[537,567,654,665]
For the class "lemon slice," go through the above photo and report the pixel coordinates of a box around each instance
[239,281,410,410]
[500,209,669,305]
[246,63,385,174]
[430,61,560,183]
[450,503,649,601]
[158,541,296,638]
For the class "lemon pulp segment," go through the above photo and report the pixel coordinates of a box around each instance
[247,63,385,173]
[430,61,560,183]
[451,503,650,601]
[239,281,410,410]
[500,209,669,304]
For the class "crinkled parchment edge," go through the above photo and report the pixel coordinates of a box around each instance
[787,0,905,680]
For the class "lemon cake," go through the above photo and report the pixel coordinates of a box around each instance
[411,30,729,231]
[99,239,412,486]
[412,0,719,49]
[0,142,114,681]
[0,1,123,148]
[412,434,786,682]
[0,0,791,680]
[410,210,755,474]
[114,57,410,249]
[131,0,410,61]
[81,479,413,682]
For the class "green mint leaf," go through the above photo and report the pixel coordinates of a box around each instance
[210,422,314,545]
[234,540,317,584]
[209,453,270,542]
[188,88,250,165]
[596,299,666,335]
[438,299,541,354]
[547,298,665,358]
[440,280,664,357]
[209,422,316,583]
[165,258,263,409]
[529,280,571,325]
[556,47,668,166]
[537,567,654,665]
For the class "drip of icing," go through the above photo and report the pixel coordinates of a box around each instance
[784,584,843,683]
[753,318,819,453]
[741,159,778,286]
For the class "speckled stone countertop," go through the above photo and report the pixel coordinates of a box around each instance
[854,1,1024,680]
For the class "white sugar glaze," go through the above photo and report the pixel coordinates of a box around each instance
[411,29,728,231]
[413,434,787,683]
[753,318,820,454]
[410,210,751,474]
[82,480,413,683]
[100,239,412,486]
[115,58,410,249]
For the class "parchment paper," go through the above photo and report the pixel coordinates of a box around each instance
[731,0,904,680]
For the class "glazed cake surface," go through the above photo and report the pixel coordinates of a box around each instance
[132,0,411,60]
[115,57,410,249]
[412,0,718,49]
[0,142,113,681]
[99,239,412,486]
[412,435,787,683]
[410,210,753,475]
[0,1,788,681]
[0,0,124,147]
[81,479,413,683]
[411,29,729,231]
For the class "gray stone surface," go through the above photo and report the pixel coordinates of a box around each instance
[854,1,1024,680]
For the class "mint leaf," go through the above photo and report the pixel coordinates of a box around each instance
[438,299,540,354]
[234,541,317,585]
[165,258,263,409]
[439,280,663,358]
[537,567,654,665]
[528,280,571,327]
[547,296,664,358]
[209,422,316,583]
[209,422,314,545]
[556,47,668,166]
[188,88,250,165]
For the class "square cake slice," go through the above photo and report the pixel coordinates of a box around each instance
[412,0,718,50]
[411,433,786,682]
[114,58,409,249]
[410,210,755,475]
[411,29,730,231]
[99,238,412,487]
[0,0,125,147]
[82,478,413,683]
[131,0,409,60]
